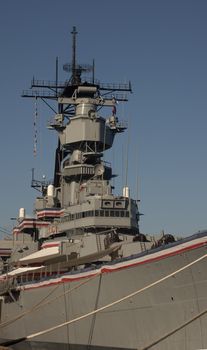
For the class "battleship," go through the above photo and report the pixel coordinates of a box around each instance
[0,27,207,350]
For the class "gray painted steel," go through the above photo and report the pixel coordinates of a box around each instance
[0,27,206,350]
[1,244,207,350]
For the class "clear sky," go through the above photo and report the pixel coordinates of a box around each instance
[0,0,206,237]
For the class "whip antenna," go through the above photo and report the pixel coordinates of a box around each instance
[33,97,38,157]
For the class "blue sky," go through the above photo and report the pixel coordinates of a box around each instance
[0,0,207,237]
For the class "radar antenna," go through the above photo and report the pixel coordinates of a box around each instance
[63,26,93,85]
[22,26,132,102]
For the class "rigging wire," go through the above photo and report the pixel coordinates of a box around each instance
[125,114,130,188]
[139,308,207,350]
[0,226,11,236]
[26,253,207,340]
[33,97,38,157]
[0,284,60,329]
[87,274,102,347]
[1,253,206,346]
[0,271,101,329]
[135,140,140,202]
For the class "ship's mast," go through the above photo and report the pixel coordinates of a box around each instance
[71,26,78,85]
[21,28,140,239]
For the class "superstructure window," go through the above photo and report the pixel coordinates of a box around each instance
[60,208,130,222]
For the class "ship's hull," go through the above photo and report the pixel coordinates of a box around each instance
[0,232,207,350]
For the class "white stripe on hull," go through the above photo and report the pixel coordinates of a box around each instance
[0,241,207,350]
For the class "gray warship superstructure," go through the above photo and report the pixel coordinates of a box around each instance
[0,28,207,350]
